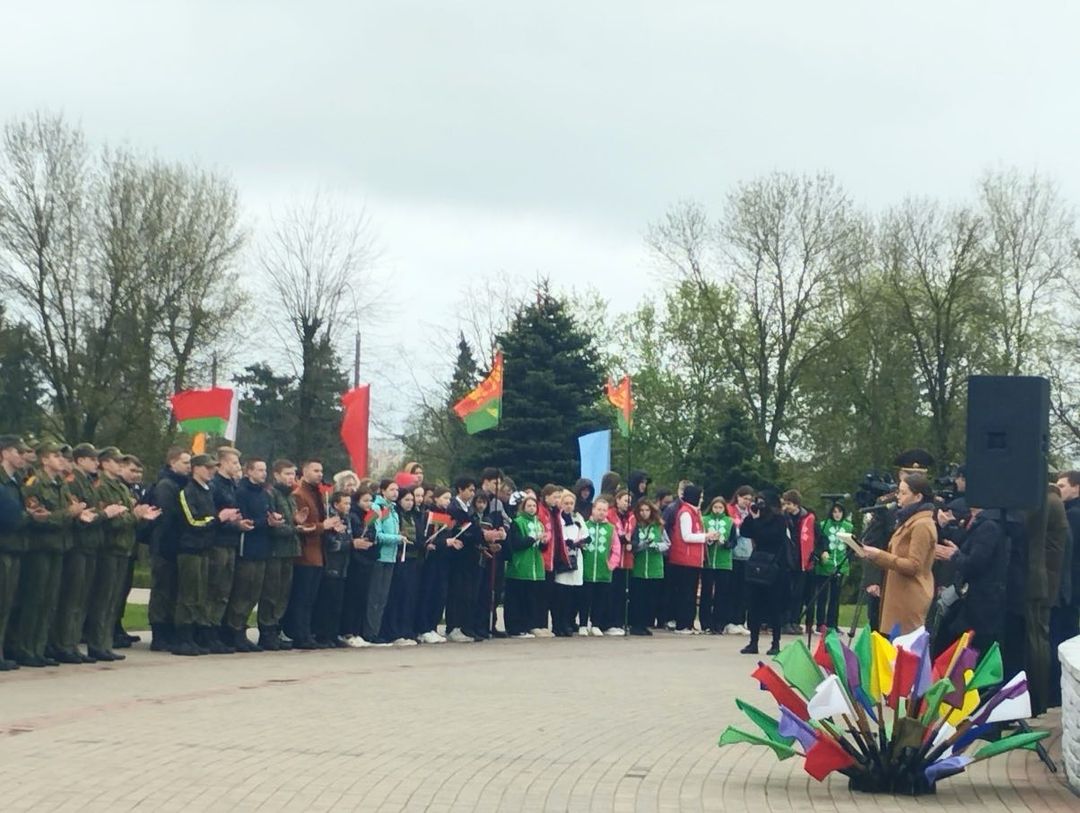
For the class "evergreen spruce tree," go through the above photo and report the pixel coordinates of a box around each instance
[483,282,604,486]
[682,401,780,498]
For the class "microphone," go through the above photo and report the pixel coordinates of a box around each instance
[860,501,897,513]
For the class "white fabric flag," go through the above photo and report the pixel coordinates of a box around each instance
[807,674,854,720]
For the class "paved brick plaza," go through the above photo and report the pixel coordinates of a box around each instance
[0,632,1075,812]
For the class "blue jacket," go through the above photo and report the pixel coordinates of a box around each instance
[235,477,272,560]
[372,496,402,563]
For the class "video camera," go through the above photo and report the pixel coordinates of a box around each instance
[853,471,897,510]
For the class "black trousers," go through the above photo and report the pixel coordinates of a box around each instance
[340,555,373,637]
[474,555,502,635]
[729,560,748,626]
[656,567,675,626]
[445,551,481,635]
[748,575,786,648]
[385,558,421,640]
[312,575,346,642]
[283,564,322,643]
[609,568,631,630]
[578,580,612,630]
[667,564,701,631]
[552,583,580,636]
[699,568,732,632]
[629,576,662,630]
[786,570,807,626]
[416,551,448,635]
[807,573,842,630]
[504,578,544,635]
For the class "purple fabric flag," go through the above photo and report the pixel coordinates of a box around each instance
[972,672,1028,726]
[841,641,862,695]
[942,647,978,707]
[887,622,901,641]
[778,704,818,751]
[924,754,973,784]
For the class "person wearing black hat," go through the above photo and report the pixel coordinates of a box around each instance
[0,436,30,670]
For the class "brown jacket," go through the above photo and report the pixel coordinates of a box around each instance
[877,507,937,635]
[292,479,326,567]
[1045,491,1069,607]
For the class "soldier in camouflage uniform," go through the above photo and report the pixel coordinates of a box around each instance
[10,441,91,667]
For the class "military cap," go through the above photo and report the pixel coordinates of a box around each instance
[0,435,23,452]
[59,443,73,459]
[97,446,123,461]
[37,440,67,456]
[894,448,934,473]
[72,443,99,461]
[119,454,143,467]
[190,453,218,468]
[945,497,969,520]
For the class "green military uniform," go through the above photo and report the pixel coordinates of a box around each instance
[11,450,75,665]
[173,464,219,656]
[84,463,137,658]
[258,481,301,646]
[52,453,105,661]
[206,472,239,637]
[0,448,28,671]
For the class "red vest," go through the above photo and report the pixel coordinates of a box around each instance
[668,502,705,567]
[538,502,556,571]
[795,511,816,571]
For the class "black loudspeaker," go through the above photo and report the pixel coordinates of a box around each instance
[964,375,1050,510]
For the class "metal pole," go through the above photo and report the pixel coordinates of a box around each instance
[353,331,361,388]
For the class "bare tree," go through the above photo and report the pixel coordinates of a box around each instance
[260,194,377,454]
[647,174,865,458]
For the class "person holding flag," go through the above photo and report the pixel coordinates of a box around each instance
[415,487,454,644]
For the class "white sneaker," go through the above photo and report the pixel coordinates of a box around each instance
[513,632,535,638]
[578,626,589,636]
[432,632,447,643]
[393,637,417,647]
[448,628,474,643]
[589,627,605,637]
[418,631,439,644]
[736,624,751,636]
[672,628,693,635]
[346,635,371,648]
[604,627,625,636]
[723,624,739,635]
[530,628,554,638]
[665,621,676,631]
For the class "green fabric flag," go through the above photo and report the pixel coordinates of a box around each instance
[718,726,798,760]
[919,678,954,725]
[850,626,873,695]
[973,729,1049,761]
[735,699,795,746]
[967,642,1003,691]
[823,630,849,692]
[772,640,824,700]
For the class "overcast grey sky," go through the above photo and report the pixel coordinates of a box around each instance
[4,1,1079,436]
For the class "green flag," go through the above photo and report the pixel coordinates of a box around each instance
[850,626,873,695]
[735,699,795,746]
[823,630,849,691]
[919,678,954,725]
[966,642,1003,691]
[972,729,1050,761]
[772,640,824,700]
[718,726,798,761]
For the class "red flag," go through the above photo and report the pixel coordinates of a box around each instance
[340,385,370,477]
[803,732,856,781]
[932,637,959,680]
[887,647,919,708]
[752,663,810,720]
[813,635,833,672]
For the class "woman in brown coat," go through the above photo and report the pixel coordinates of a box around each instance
[856,473,938,635]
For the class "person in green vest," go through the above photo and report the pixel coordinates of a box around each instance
[810,502,853,633]
[504,494,547,637]
[700,496,736,634]
[628,500,668,635]
[580,497,615,636]
[10,441,93,667]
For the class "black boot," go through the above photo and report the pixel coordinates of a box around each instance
[150,623,173,652]
[54,649,84,665]
[198,626,227,655]
[275,626,293,650]
[0,659,19,671]
[88,648,124,662]
[233,628,260,653]
[740,636,760,655]
[171,625,201,656]
[216,626,236,654]
[258,626,281,651]
[191,626,212,655]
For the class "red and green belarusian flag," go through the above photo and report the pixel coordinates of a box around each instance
[453,351,503,434]
[606,375,633,437]
[169,387,239,440]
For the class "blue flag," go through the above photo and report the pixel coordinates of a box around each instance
[578,430,611,495]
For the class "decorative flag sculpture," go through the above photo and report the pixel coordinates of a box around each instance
[170,387,239,453]
[605,375,633,437]
[453,352,503,434]
[718,627,1047,795]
